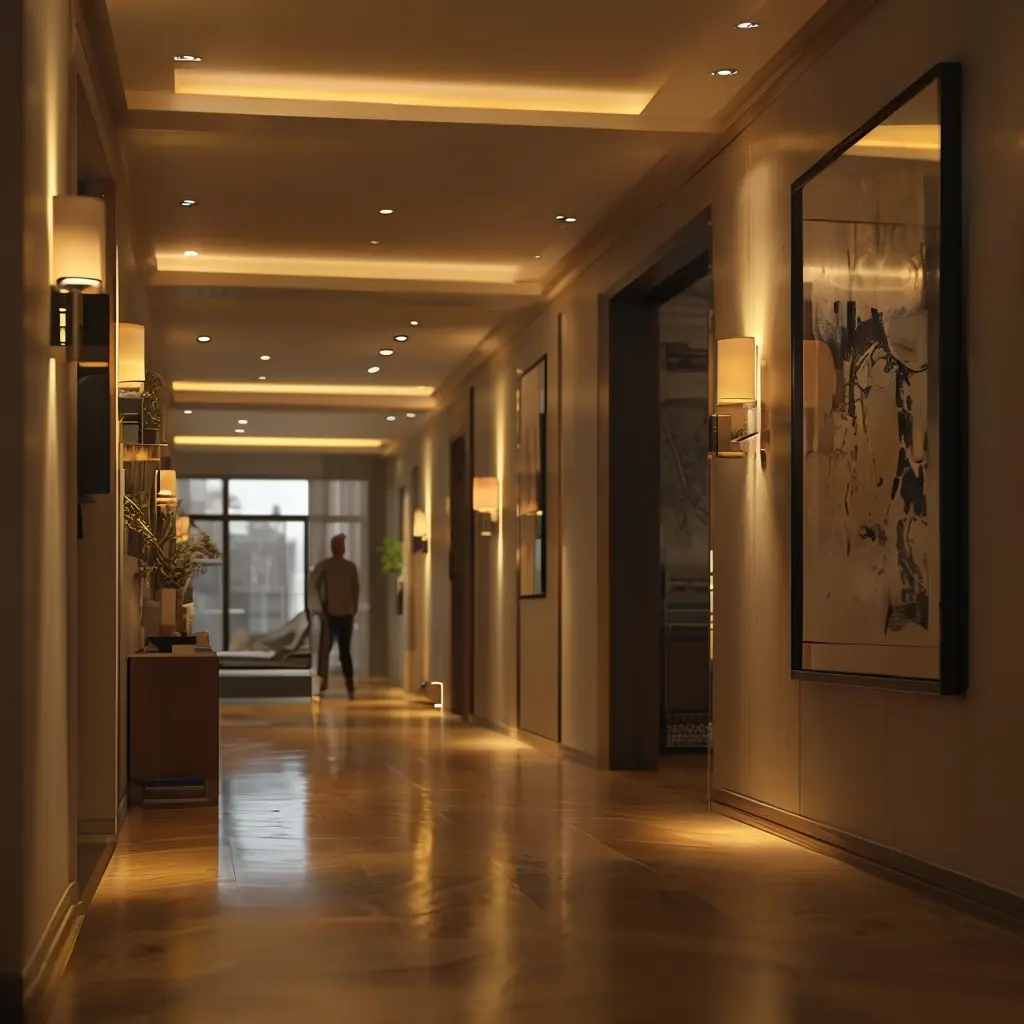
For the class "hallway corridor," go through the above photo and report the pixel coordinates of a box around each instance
[51,696,1024,1023]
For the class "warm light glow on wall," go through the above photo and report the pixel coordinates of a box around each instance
[173,435,385,450]
[155,251,525,285]
[717,337,757,404]
[171,380,434,399]
[118,323,146,392]
[175,69,655,116]
[52,196,106,290]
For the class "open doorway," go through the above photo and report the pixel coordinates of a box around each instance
[658,276,712,754]
[605,212,711,770]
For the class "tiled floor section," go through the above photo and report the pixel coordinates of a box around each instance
[51,691,1024,1022]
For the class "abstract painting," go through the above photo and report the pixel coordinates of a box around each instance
[791,63,966,694]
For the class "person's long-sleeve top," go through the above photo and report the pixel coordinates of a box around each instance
[309,556,360,616]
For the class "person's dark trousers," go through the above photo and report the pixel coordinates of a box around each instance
[328,614,355,695]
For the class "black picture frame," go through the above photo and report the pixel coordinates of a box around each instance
[790,62,966,696]
[518,355,547,599]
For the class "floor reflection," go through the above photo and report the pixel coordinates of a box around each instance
[49,688,1024,1023]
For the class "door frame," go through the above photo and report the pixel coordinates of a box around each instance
[602,211,712,770]
[448,392,476,717]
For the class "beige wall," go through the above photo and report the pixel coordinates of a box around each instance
[0,0,77,995]
[402,0,1024,896]
[392,309,561,736]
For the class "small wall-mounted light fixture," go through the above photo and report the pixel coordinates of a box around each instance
[175,514,191,543]
[412,508,429,553]
[118,323,146,393]
[52,196,106,292]
[472,476,500,536]
[419,680,444,710]
[51,196,107,354]
[156,468,178,507]
[713,336,759,458]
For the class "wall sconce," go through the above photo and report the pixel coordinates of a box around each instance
[155,468,178,508]
[50,196,107,354]
[175,515,191,543]
[712,336,759,458]
[52,196,106,291]
[118,323,146,393]
[472,476,499,536]
[412,508,428,553]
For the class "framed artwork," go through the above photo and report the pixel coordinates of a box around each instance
[791,63,966,695]
[518,356,547,598]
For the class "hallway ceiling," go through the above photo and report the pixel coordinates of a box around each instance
[104,0,828,449]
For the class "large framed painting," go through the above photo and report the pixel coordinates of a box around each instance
[791,63,966,695]
[518,356,547,598]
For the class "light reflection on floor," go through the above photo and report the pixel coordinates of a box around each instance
[49,687,1024,1023]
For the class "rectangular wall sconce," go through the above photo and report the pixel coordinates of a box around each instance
[118,323,146,393]
[156,468,178,507]
[472,476,500,536]
[51,196,107,354]
[412,508,429,554]
[713,336,759,458]
[52,196,106,292]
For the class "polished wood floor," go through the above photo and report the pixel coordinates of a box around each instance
[51,689,1024,1022]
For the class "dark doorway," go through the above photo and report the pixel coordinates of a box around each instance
[604,211,712,770]
[449,433,474,716]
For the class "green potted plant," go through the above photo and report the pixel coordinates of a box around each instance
[379,536,404,615]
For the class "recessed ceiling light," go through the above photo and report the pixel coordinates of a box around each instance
[197,335,211,343]
[386,415,397,422]
[394,334,408,342]
[555,215,565,221]
[736,21,760,29]
[174,55,202,63]
[257,375,267,381]
[406,412,417,419]
[379,208,394,215]
[712,68,739,77]
[260,354,271,361]
[235,428,245,434]
[181,199,197,207]
[534,255,542,259]
[370,240,380,245]
[564,216,578,223]
[368,365,381,374]
[379,348,395,356]
[183,409,193,415]
[184,249,199,257]
[409,320,419,326]
[237,419,248,425]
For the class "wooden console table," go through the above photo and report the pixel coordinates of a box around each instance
[128,652,220,806]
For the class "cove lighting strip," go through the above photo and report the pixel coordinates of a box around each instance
[155,251,524,285]
[174,435,385,450]
[175,70,654,117]
[171,380,434,398]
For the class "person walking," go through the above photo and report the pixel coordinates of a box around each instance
[309,533,360,698]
